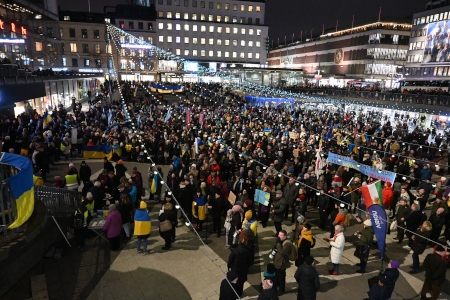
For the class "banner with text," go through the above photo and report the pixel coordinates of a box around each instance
[327,152,396,183]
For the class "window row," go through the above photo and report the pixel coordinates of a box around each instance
[66,28,101,39]
[158,23,262,35]
[158,36,261,46]
[169,48,261,59]
[157,0,261,12]
[158,11,260,25]
[405,66,450,77]
[119,49,155,57]
[118,20,153,31]
[409,41,425,50]
[118,36,154,44]
[62,58,102,68]
[414,12,450,25]
[59,43,104,54]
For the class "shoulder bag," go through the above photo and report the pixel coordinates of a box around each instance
[159,219,172,232]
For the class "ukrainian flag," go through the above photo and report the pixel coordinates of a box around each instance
[43,111,52,126]
[0,152,34,229]
[83,145,113,160]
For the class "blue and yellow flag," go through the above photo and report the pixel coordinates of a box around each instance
[83,145,113,160]
[43,111,52,126]
[0,153,34,229]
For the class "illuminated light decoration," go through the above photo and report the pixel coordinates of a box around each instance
[121,43,154,49]
[78,68,104,73]
[0,20,4,30]
[0,38,25,44]
[10,23,15,32]
[21,26,26,35]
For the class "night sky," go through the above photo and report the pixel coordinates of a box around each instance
[59,0,428,40]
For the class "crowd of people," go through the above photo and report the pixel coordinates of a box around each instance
[3,79,450,299]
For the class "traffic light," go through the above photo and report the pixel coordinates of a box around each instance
[266,36,270,53]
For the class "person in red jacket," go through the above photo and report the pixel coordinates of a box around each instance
[382,182,394,209]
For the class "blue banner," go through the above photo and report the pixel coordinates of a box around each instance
[368,204,387,260]
[254,189,270,206]
[327,152,396,183]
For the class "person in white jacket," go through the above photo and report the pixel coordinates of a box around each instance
[324,225,345,275]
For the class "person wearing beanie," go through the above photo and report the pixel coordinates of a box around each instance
[366,260,400,300]
[102,203,122,251]
[219,271,238,300]
[79,160,92,184]
[296,223,314,267]
[294,255,320,300]
[257,279,278,300]
[355,218,374,273]
[259,263,278,293]
[115,159,127,180]
[134,201,151,254]
[242,209,258,236]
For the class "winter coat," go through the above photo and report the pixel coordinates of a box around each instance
[382,187,394,208]
[423,253,447,285]
[227,244,249,276]
[396,205,411,226]
[158,209,176,240]
[411,228,431,254]
[356,226,374,261]
[272,196,286,223]
[219,279,238,300]
[329,232,345,264]
[294,264,320,300]
[274,239,292,269]
[115,164,127,179]
[102,210,122,238]
[284,183,299,206]
[257,288,279,300]
[405,210,424,235]
[368,268,399,300]
[79,165,92,183]
[119,202,133,224]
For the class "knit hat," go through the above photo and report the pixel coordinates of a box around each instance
[232,205,241,212]
[262,279,273,290]
[265,263,276,276]
[118,159,123,164]
[364,219,372,226]
[305,255,315,265]
[244,200,253,207]
[276,190,283,195]
[245,210,252,220]
[226,271,238,281]
[140,201,147,209]
[389,260,400,269]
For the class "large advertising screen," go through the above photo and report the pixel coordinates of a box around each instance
[423,20,450,63]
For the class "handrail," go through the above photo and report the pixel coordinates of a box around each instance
[34,186,82,218]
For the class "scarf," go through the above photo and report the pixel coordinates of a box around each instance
[298,229,314,248]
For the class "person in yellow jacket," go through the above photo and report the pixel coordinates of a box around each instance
[64,169,80,191]
[134,201,151,255]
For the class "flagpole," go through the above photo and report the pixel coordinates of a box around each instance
[342,179,381,196]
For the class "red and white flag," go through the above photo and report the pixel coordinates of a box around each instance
[186,108,191,124]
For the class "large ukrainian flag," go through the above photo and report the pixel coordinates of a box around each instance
[83,145,113,160]
[43,111,52,126]
[0,152,34,229]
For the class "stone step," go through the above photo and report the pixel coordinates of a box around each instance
[30,274,49,300]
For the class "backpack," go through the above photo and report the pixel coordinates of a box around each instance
[73,208,85,229]
[288,241,298,261]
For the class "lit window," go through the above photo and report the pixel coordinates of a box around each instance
[158,23,164,29]
[209,26,214,32]
[184,13,189,19]
[35,42,43,51]
[158,11,164,17]
[62,57,66,66]
[159,36,164,42]
[175,12,181,19]
[256,41,260,47]
[256,29,261,35]
[232,4,237,10]
[84,59,90,67]
[184,37,189,43]
[248,41,253,47]
[167,23,173,30]
[193,38,198,44]
[184,49,189,56]
[248,53,252,58]
[184,24,189,31]
[232,16,237,23]
[233,28,238,34]
[209,15,213,21]
[217,2,222,9]
[225,51,229,57]
[193,25,198,31]
[64,16,70,20]
[225,27,230,33]
[176,24,181,30]
[176,49,180,55]
[240,5,244,11]
[167,12,172,18]
[224,16,229,22]
[148,37,153,43]
[70,43,77,52]
[217,16,221,22]
[255,53,260,59]
[248,5,253,12]
[192,14,197,20]
[209,38,214,45]
[176,36,180,43]
[233,40,237,46]
[241,28,245,35]
[232,51,237,58]
[201,38,206,44]
[106,45,112,53]
[240,52,244,58]
[120,36,125,43]
[95,44,100,54]
[120,49,125,56]
[105,18,110,23]
[209,50,213,57]
[201,50,206,56]
[256,6,260,12]
[201,25,206,32]
[193,50,198,56]
[217,27,222,33]
[225,39,230,45]
[241,40,245,46]
[225,3,229,10]
[249,29,254,35]
[217,39,222,45]
[201,14,205,20]
[167,36,173,42]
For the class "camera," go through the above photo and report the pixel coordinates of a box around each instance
[269,248,278,259]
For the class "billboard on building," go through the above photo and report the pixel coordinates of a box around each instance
[423,20,450,63]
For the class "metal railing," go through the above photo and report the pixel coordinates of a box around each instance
[0,164,18,235]
[34,186,82,218]
[284,88,450,106]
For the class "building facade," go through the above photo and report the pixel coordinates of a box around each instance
[267,22,410,88]
[154,0,268,74]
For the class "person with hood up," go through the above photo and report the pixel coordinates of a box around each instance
[365,260,400,300]
[382,182,394,209]
[355,219,374,273]
[102,204,122,251]
[294,255,320,300]
[134,201,151,255]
